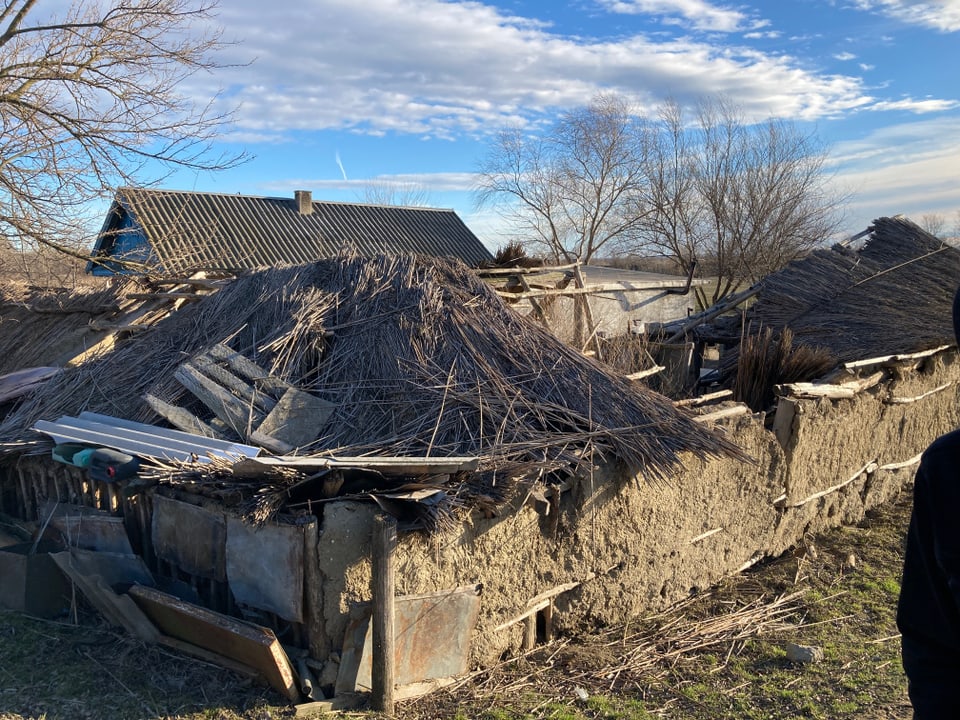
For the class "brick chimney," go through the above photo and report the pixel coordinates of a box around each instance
[294,190,313,215]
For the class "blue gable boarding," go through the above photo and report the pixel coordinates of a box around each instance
[87,203,155,276]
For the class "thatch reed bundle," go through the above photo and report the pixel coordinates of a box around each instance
[0,255,742,495]
[733,328,836,412]
[745,217,958,363]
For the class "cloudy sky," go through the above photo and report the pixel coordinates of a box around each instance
[169,0,960,250]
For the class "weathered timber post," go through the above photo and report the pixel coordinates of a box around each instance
[302,516,329,661]
[371,514,397,713]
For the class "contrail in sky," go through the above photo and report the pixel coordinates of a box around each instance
[335,152,348,181]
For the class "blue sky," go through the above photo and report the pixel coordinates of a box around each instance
[165,0,960,251]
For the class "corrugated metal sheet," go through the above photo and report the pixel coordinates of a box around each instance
[93,188,494,274]
[32,411,260,463]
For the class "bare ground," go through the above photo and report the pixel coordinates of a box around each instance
[0,487,915,720]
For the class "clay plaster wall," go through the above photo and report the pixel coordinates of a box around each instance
[314,351,960,676]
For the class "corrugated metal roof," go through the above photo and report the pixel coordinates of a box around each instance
[93,187,494,274]
[33,411,260,463]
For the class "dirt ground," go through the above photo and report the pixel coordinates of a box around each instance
[1,484,915,720]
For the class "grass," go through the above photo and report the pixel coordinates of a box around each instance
[0,490,914,720]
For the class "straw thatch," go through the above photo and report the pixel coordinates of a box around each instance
[0,281,124,374]
[1,255,741,499]
[744,216,959,364]
[733,327,836,411]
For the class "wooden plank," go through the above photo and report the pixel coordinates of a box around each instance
[158,635,261,679]
[125,292,206,301]
[674,389,734,407]
[174,363,261,437]
[207,344,292,399]
[0,367,60,403]
[692,404,751,423]
[192,355,276,413]
[128,584,300,702]
[50,552,159,642]
[144,394,228,439]
[625,366,665,381]
[152,278,230,289]
[777,371,885,399]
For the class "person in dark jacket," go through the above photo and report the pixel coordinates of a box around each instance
[897,287,960,718]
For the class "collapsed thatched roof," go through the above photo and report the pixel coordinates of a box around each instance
[745,216,959,363]
[0,281,124,374]
[1,254,739,488]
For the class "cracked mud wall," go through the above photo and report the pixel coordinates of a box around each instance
[315,351,960,670]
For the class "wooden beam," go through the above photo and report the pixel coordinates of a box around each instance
[777,371,885,400]
[125,292,206,301]
[844,345,952,370]
[664,284,761,344]
[371,515,397,714]
[625,366,665,381]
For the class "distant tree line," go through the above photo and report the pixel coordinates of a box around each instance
[476,94,844,309]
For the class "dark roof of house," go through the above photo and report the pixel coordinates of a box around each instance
[90,187,494,274]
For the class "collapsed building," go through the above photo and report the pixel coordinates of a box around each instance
[0,216,957,707]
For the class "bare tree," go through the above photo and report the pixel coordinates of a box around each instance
[361,180,434,207]
[475,94,651,264]
[0,0,243,267]
[639,98,842,308]
[919,213,946,238]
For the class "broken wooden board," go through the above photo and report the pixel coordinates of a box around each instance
[335,585,481,695]
[128,584,300,702]
[51,550,158,641]
[144,394,227,439]
[207,344,292,399]
[257,387,334,449]
[174,362,262,436]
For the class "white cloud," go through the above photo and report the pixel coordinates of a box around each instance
[867,97,960,113]
[189,0,872,139]
[833,51,857,61]
[828,116,960,231]
[849,0,960,32]
[596,0,749,32]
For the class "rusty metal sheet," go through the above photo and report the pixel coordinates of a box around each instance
[225,517,304,623]
[152,495,227,581]
[335,584,481,694]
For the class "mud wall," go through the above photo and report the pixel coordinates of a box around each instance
[315,351,960,677]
